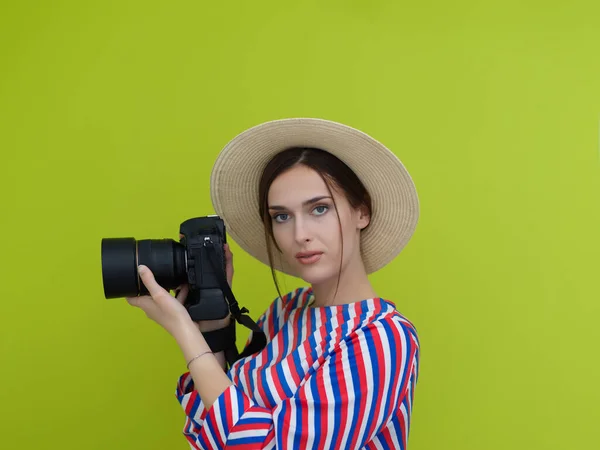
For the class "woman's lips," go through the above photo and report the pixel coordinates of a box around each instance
[296,252,323,265]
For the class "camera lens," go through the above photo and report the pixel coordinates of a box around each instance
[101,238,187,298]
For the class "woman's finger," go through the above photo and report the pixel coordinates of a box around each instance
[138,265,169,300]
[224,243,233,261]
[175,284,190,305]
[126,295,152,309]
[126,296,139,307]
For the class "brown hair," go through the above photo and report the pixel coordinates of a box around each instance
[258,147,372,303]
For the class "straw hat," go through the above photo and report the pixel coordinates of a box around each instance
[209,118,419,275]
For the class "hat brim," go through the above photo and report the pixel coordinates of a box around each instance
[210,118,420,275]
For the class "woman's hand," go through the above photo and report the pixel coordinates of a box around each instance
[128,243,235,335]
[126,266,195,340]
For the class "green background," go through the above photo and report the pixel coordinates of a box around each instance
[1,1,599,449]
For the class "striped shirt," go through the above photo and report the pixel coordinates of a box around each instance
[175,286,420,449]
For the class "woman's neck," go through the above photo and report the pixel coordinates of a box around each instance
[310,258,378,307]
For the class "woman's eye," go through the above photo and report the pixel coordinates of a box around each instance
[314,205,328,215]
[273,213,289,223]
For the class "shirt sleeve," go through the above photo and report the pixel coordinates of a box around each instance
[175,316,419,449]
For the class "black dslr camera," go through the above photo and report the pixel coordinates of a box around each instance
[101,215,230,321]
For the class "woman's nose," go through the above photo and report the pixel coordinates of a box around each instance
[294,219,312,244]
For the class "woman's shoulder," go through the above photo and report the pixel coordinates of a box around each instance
[378,303,421,351]
[349,296,420,350]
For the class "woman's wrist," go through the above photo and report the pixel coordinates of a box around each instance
[174,320,211,362]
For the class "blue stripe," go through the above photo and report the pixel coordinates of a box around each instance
[339,304,352,343]
[323,306,334,353]
[237,415,273,425]
[380,319,400,421]
[274,321,294,399]
[307,308,318,361]
[276,400,289,448]
[347,330,362,447]
[290,288,303,310]
[242,344,259,405]
[390,414,406,450]
[328,336,343,446]
[330,305,352,447]
[361,325,379,439]
[260,331,277,407]
[228,435,269,445]
[289,299,307,397]
[292,396,302,449]
[203,404,219,445]
[219,390,233,437]
[308,373,323,449]
[187,394,201,427]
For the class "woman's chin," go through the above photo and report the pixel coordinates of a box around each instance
[293,264,334,285]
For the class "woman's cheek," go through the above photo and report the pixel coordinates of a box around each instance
[273,227,291,255]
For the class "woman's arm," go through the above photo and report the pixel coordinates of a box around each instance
[174,323,233,409]
[196,316,232,372]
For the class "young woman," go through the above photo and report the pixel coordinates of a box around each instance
[127,118,421,449]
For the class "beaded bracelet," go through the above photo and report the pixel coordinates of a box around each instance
[186,350,213,369]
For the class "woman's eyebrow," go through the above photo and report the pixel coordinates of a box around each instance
[268,195,331,211]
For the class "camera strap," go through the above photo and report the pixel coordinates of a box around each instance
[203,239,267,367]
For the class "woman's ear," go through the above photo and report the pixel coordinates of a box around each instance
[357,205,371,230]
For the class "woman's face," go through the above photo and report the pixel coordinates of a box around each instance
[267,164,370,284]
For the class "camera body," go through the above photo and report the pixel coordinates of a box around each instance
[101,215,230,322]
[179,216,229,321]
